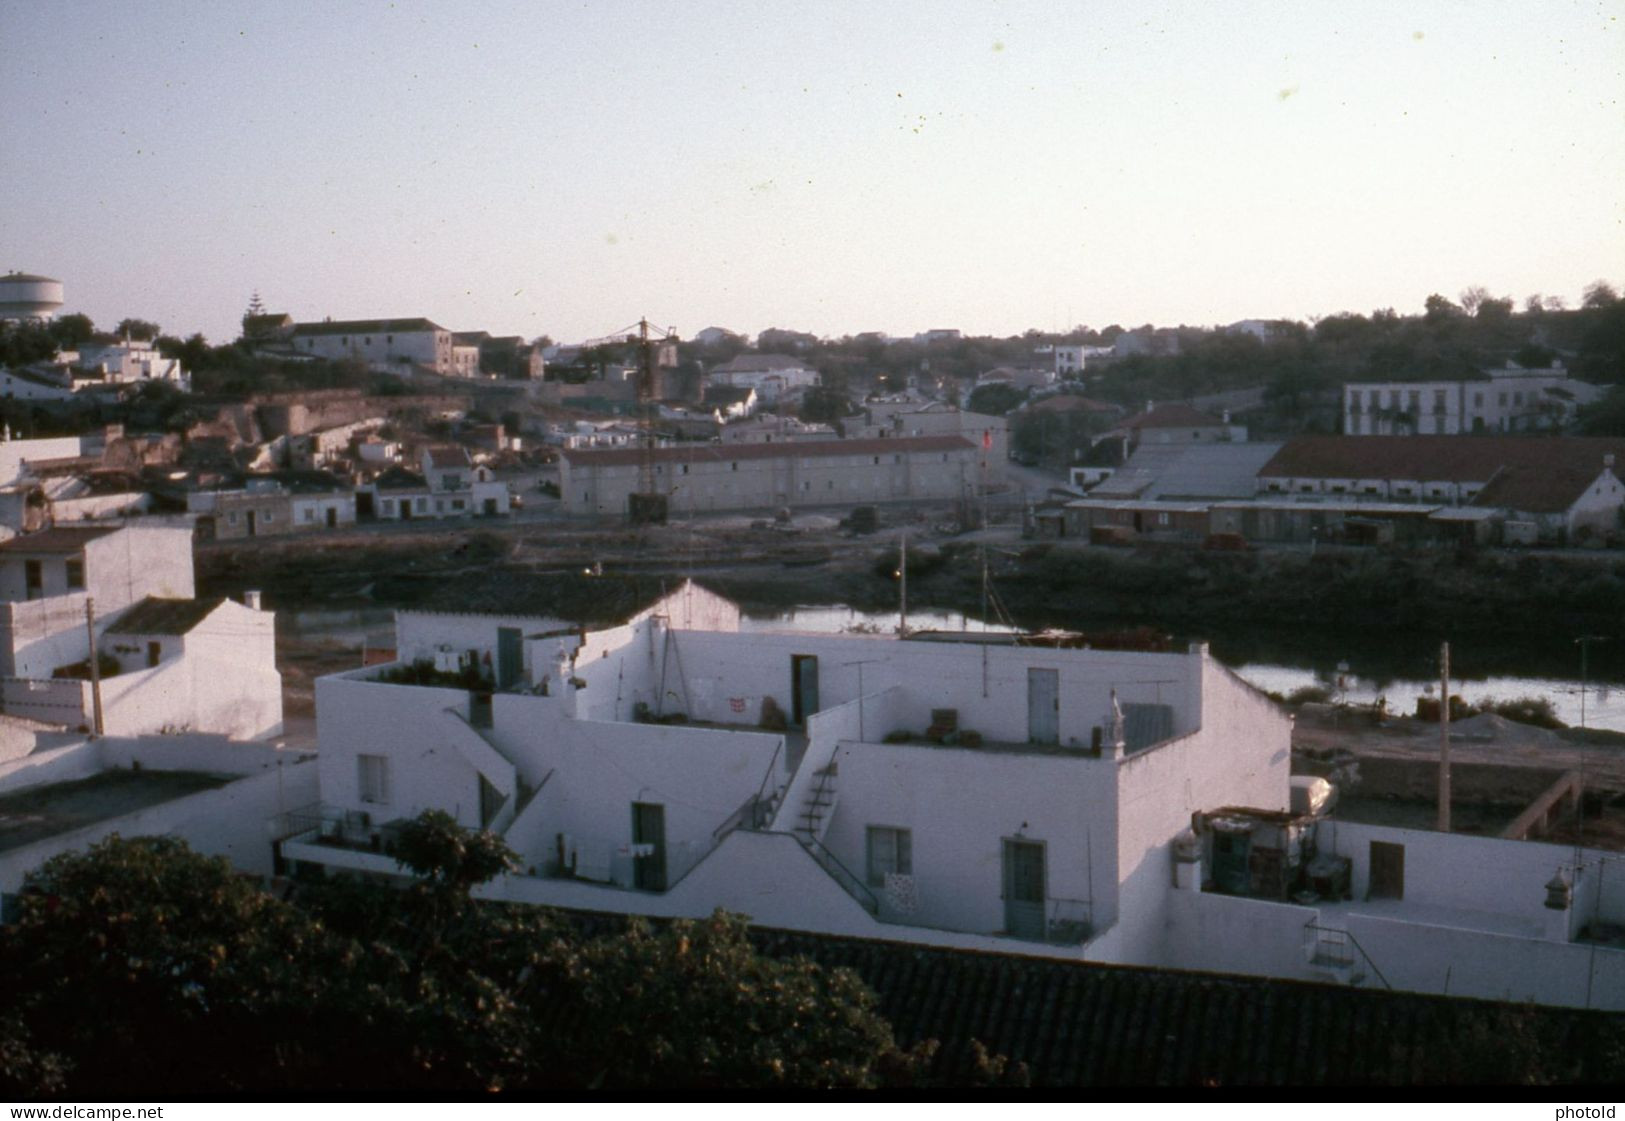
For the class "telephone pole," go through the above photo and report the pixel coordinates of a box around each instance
[1437,641,1450,833]
[84,597,103,736]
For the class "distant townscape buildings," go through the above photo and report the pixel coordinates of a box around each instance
[1344,362,1602,436]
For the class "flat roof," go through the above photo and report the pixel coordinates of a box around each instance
[0,525,120,554]
[0,769,234,852]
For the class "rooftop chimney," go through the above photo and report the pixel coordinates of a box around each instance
[244,590,263,610]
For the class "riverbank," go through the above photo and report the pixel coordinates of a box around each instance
[197,517,1625,684]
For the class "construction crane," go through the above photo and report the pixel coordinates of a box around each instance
[577,318,677,524]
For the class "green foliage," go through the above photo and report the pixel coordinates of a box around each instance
[374,657,490,689]
[2,821,991,1093]
[114,318,161,341]
[798,384,854,426]
[966,382,1028,416]
[540,913,905,1089]
[0,321,57,367]
[392,809,517,891]
[47,313,94,350]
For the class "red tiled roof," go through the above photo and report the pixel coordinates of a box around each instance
[1260,436,1625,484]
[424,446,471,469]
[1471,464,1619,514]
[1117,403,1223,429]
[0,525,120,554]
[562,435,975,468]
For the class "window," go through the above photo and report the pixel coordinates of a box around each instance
[263,511,274,524]
[358,754,390,804]
[302,508,315,523]
[680,464,689,475]
[227,511,238,525]
[24,559,42,599]
[866,826,912,887]
[731,462,738,472]
[452,499,465,510]
[65,558,84,591]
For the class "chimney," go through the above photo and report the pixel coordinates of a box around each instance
[1145,399,1154,415]
[244,590,263,610]
[1606,454,1616,470]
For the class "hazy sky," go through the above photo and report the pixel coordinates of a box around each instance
[2,1,1621,345]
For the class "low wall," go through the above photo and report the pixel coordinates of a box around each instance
[1163,890,1321,982]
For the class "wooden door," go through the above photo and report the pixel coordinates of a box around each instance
[1028,668,1059,745]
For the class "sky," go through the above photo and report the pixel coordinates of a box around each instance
[1,0,1621,345]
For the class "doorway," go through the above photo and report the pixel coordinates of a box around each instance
[1003,838,1046,939]
[1027,668,1059,745]
[496,627,523,690]
[791,654,820,726]
[1369,840,1405,900]
[325,507,338,528]
[632,802,667,891]
[245,510,257,537]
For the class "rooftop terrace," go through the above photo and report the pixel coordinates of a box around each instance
[0,770,234,852]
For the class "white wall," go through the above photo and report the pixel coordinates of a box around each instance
[824,737,1117,937]
[316,674,486,829]
[0,755,319,893]
[1163,890,1323,981]
[1109,657,1291,965]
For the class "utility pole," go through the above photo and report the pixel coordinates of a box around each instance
[84,597,103,736]
[897,532,908,637]
[1437,641,1450,833]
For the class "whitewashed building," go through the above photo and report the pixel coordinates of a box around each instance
[1344,363,1603,436]
[286,591,1625,1011]
[559,435,979,517]
[706,355,818,406]
[0,524,282,739]
[290,318,455,377]
[74,339,188,390]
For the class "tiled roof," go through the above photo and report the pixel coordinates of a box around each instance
[372,466,428,492]
[1117,403,1224,430]
[1471,464,1618,514]
[541,910,1624,1087]
[563,435,974,468]
[105,596,226,636]
[424,446,471,469]
[0,525,120,554]
[1260,436,1625,484]
[404,574,722,627]
[291,318,444,337]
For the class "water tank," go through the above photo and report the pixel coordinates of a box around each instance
[0,272,64,321]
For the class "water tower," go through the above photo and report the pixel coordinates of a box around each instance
[0,272,65,322]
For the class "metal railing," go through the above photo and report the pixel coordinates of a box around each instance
[1046,897,1094,944]
[1303,921,1391,988]
[799,832,879,915]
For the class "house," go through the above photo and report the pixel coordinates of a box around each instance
[1343,363,1603,436]
[974,366,1053,393]
[187,474,356,539]
[0,364,76,402]
[284,593,1625,1011]
[74,338,188,390]
[1469,458,1624,545]
[559,435,980,517]
[1052,345,1114,378]
[1101,403,1242,454]
[366,466,433,520]
[876,402,1007,481]
[0,523,282,740]
[290,318,455,377]
[420,446,510,518]
[701,385,759,421]
[719,415,835,444]
[706,355,818,406]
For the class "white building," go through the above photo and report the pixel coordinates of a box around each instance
[286,591,1625,1011]
[559,435,979,517]
[420,447,511,518]
[0,524,282,739]
[74,339,188,390]
[707,355,819,406]
[0,733,317,895]
[290,318,455,377]
[1343,363,1603,436]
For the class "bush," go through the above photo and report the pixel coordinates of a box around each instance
[1285,685,1333,706]
[1472,695,1565,729]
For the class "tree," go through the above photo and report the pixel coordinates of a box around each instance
[798,385,853,426]
[1423,293,1461,324]
[114,318,161,341]
[47,312,94,350]
[538,912,918,1089]
[1459,285,1491,317]
[965,383,1028,416]
[1583,280,1620,309]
